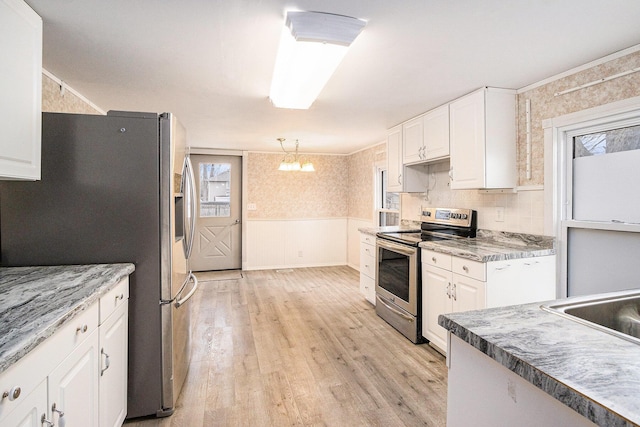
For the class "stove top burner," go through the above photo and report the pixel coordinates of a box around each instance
[376,207,477,247]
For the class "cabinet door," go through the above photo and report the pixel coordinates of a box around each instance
[387,126,403,192]
[359,274,376,305]
[0,0,42,180]
[422,264,452,352]
[48,329,99,427]
[1,380,47,427]
[99,302,129,427]
[402,116,424,164]
[423,104,450,160]
[449,89,486,189]
[452,274,486,313]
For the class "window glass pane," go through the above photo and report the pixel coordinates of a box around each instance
[574,124,640,158]
[380,170,400,210]
[199,163,230,217]
[379,211,399,226]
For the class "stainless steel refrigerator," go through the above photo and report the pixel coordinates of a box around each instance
[0,111,198,419]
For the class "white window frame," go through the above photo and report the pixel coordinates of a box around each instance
[543,95,640,297]
[374,160,400,226]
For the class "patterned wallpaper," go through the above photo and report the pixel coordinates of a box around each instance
[42,73,102,114]
[348,142,386,221]
[517,50,640,185]
[246,152,348,219]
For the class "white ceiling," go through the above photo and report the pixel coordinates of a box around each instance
[25,0,640,154]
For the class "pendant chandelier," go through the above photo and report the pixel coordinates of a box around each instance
[277,138,315,172]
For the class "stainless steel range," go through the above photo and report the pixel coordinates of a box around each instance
[375,207,477,343]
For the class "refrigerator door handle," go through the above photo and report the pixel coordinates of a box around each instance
[182,156,197,260]
[175,272,198,308]
[159,272,198,306]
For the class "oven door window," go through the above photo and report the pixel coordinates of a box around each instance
[378,246,410,302]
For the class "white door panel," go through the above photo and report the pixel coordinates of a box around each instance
[190,155,242,271]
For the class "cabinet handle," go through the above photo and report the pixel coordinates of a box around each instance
[446,283,451,298]
[52,403,66,427]
[101,348,111,376]
[462,265,469,272]
[494,265,511,271]
[41,414,54,427]
[2,386,21,401]
[115,293,124,302]
[76,324,88,334]
[398,174,402,185]
[452,284,457,301]
[432,257,437,263]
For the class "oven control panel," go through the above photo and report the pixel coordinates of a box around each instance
[421,207,475,227]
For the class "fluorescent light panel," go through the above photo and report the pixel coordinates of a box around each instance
[269,11,366,109]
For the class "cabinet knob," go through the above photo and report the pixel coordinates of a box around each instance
[115,293,124,302]
[462,265,469,272]
[2,386,21,401]
[76,324,88,334]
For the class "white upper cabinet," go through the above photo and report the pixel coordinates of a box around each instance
[402,116,424,165]
[387,125,429,193]
[423,104,449,160]
[449,87,516,189]
[0,0,42,180]
[402,104,450,166]
[387,125,403,192]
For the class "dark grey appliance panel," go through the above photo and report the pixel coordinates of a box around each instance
[0,112,163,416]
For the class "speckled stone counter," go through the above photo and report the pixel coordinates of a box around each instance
[439,300,640,427]
[0,263,135,375]
[420,229,555,262]
[358,222,421,236]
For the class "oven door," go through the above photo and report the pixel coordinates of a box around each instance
[375,238,418,316]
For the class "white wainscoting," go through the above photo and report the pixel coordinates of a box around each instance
[245,218,348,270]
[347,218,375,271]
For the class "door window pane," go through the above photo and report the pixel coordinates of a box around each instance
[199,163,230,217]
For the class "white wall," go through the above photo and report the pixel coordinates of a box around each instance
[244,218,347,270]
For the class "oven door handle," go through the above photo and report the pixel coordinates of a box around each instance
[376,239,417,256]
[376,295,415,322]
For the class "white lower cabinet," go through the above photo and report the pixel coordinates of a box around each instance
[99,301,128,427]
[48,329,100,426]
[1,380,46,427]
[359,233,377,305]
[0,277,129,427]
[422,250,555,354]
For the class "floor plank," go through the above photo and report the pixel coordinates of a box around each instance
[124,266,447,426]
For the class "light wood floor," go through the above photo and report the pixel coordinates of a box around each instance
[124,266,447,427]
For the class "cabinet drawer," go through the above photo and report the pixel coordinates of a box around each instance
[99,277,129,324]
[360,243,376,279]
[0,302,98,421]
[452,257,486,281]
[422,249,452,270]
[360,233,376,245]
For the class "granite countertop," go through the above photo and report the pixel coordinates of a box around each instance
[360,225,555,262]
[358,223,420,236]
[439,300,640,427]
[0,263,135,375]
[420,229,556,262]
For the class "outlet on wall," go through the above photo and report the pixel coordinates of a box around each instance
[496,206,505,222]
[298,250,303,258]
[247,203,257,211]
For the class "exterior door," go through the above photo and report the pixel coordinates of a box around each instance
[190,154,242,271]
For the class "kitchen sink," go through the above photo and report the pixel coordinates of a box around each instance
[541,289,640,345]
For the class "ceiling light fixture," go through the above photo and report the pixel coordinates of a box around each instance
[269,11,366,110]
[277,138,315,172]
